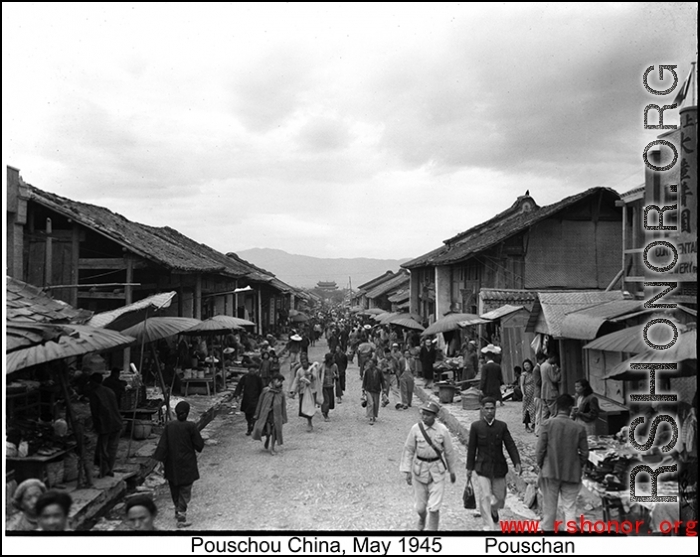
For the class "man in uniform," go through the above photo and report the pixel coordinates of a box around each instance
[467,396,521,530]
[400,401,457,531]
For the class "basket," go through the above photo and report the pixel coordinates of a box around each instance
[46,459,65,487]
[126,419,152,440]
[462,388,482,410]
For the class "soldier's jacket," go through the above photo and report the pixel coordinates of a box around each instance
[400,421,456,483]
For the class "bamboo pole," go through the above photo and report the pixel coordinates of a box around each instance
[151,343,173,421]
[127,310,149,458]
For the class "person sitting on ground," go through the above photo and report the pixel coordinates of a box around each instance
[36,490,72,532]
[125,494,158,531]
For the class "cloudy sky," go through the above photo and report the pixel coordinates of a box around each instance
[3,3,697,260]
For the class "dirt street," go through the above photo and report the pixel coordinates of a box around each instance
[96,342,528,531]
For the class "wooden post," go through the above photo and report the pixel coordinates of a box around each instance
[151,343,173,421]
[45,218,53,287]
[70,223,80,307]
[257,289,263,335]
[123,255,134,371]
[194,274,202,319]
[57,368,93,488]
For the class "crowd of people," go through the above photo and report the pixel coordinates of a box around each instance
[10,304,695,534]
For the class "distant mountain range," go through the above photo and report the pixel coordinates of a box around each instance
[236,248,411,289]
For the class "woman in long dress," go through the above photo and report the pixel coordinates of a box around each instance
[520,359,536,433]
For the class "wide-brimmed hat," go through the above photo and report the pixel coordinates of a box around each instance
[290,334,302,341]
[223,347,236,354]
[420,401,441,414]
[363,324,372,330]
[481,343,501,355]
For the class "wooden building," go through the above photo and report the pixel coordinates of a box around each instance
[5,167,294,336]
[402,188,623,325]
[351,271,398,310]
[364,270,410,311]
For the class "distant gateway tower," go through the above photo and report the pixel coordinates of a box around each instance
[316,281,338,291]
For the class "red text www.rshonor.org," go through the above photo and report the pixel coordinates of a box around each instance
[499,516,698,535]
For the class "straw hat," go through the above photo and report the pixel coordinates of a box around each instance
[481,343,501,355]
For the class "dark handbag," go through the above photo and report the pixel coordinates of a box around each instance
[463,478,476,509]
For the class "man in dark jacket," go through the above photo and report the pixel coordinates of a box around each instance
[333,345,348,403]
[419,339,436,388]
[467,397,521,530]
[479,344,504,405]
[153,400,204,528]
[88,373,123,478]
[234,365,264,435]
[362,359,387,425]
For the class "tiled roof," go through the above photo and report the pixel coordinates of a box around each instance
[366,272,410,300]
[29,186,232,274]
[403,188,619,268]
[6,276,92,323]
[27,185,289,294]
[388,289,410,303]
[356,271,396,292]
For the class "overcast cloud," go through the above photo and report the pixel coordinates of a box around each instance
[3,3,697,260]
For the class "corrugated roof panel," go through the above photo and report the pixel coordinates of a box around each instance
[560,300,646,340]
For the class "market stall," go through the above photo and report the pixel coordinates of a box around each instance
[6,320,135,488]
[582,434,679,528]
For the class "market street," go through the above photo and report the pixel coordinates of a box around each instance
[104,341,525,531]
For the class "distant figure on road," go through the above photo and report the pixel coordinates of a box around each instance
[320,353,338,421]
[419,338,436,389]
[153,400,204,528]
[479,344,504,405]
[357,336,375,380]
[333,345,348,403]
[234,365,264,436]
[400,401,456,531]
[252,373,288,455]
[290,356,319,433]
[362,359,386,425]
[398,349,415,409]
